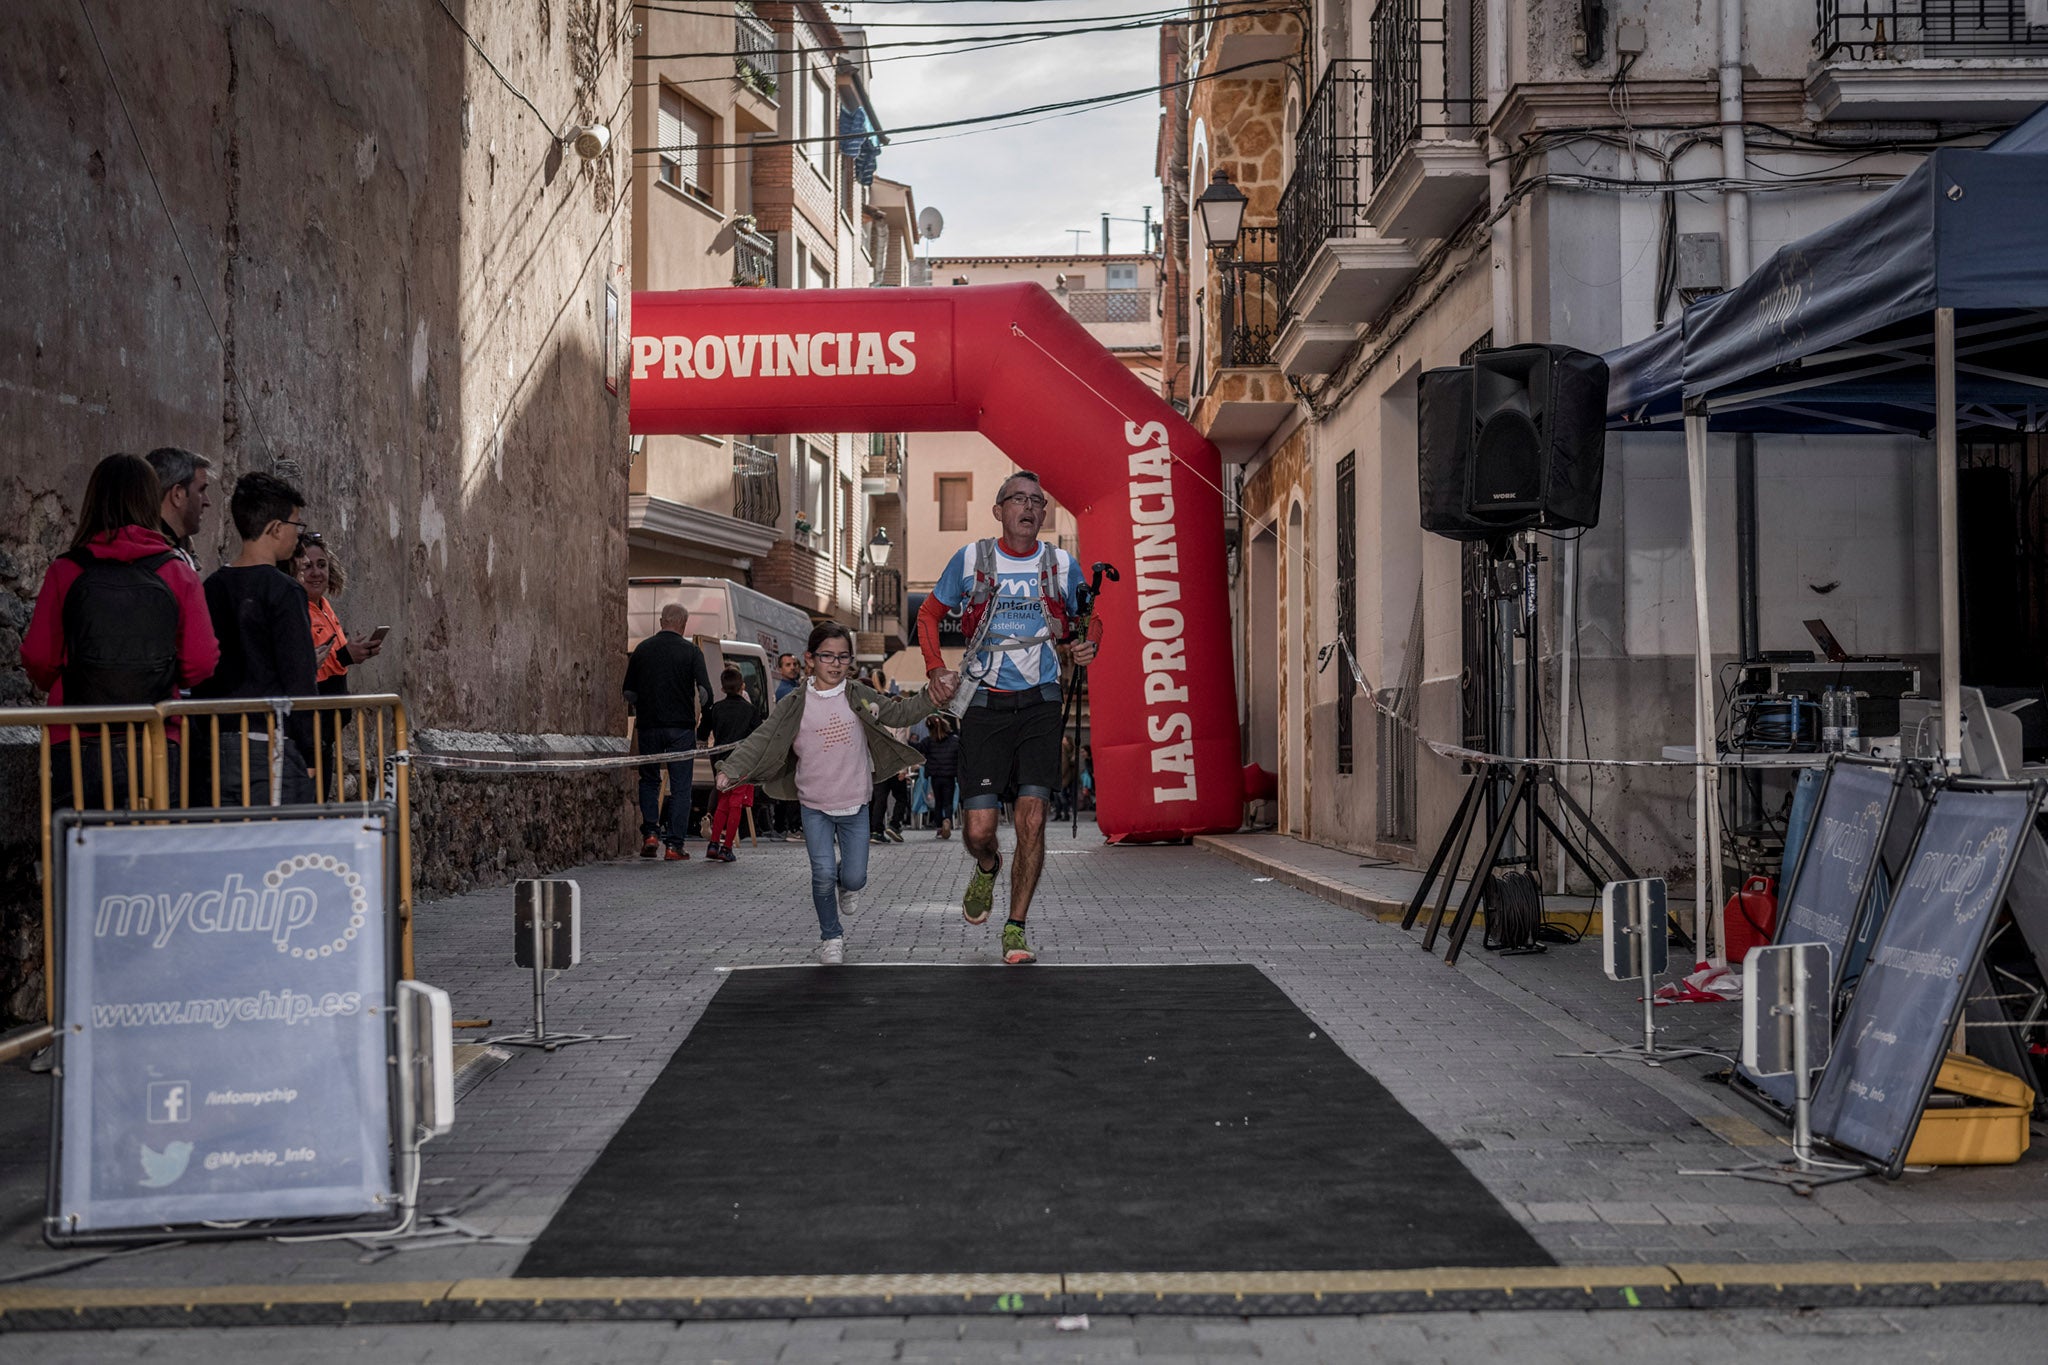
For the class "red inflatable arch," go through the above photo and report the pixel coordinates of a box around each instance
[629,283,1242,841]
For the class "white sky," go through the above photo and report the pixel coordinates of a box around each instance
[843,0,1167,256]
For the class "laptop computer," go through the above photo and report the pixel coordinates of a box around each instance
[1803,618,1861,663]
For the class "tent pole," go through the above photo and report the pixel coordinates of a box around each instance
[1936,306,1962,766]
[1685,410,1723,964]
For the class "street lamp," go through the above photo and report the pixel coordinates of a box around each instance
[860,525,893,635]
[1194,170,1248,255]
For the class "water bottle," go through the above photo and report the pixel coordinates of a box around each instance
[1821,687,1843,754]
[1842,689,1861,754]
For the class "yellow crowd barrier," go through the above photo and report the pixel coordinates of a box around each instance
[7,694,415,1026]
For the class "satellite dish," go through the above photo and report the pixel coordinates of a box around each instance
[917,206,945,241]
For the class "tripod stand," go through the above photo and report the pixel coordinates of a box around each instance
[1404,758,1641,964]
[1402,535,1642,965]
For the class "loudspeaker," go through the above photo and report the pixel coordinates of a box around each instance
[1417,365,1481,539]
[1418,345,1610,540]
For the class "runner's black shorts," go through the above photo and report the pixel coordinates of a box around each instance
[959,690,1063,809]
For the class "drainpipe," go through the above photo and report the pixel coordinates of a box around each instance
[1720,0,1749,282]
[1486,0,1513,344]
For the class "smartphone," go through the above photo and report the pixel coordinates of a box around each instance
[365,625,393,646]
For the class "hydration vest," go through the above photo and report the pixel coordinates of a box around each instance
[957,539,1070,669]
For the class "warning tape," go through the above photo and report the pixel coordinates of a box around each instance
[1317,637,1822,772]
[405,738,746,774]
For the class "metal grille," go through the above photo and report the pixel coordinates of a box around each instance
[1220,225,1283,367]
[733,441,780,527]
[1370,0,1421,186]
[1336,454,1357,775]
[1819,1,2048,59]
[734,227,775,288]
[1378,581,1424,842]
[1065,290,1149,324]
[734,5,779,101]
[1277,61,1370,304]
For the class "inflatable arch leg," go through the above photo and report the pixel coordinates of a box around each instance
[628,283,1244,841]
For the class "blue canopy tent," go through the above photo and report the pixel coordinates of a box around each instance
[1604,103,2048,957]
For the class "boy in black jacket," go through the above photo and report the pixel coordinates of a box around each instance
[192,472,318,805]
[698,667,763,862]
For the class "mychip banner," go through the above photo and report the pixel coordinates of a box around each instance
[1810,784,2040,1174]
[50,809,400,1243]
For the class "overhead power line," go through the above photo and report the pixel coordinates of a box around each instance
[633,53,1283,156]
[638,8,1291,60]
[636,0,1265,28]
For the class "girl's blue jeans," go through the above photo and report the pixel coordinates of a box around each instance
[800,804,870,940]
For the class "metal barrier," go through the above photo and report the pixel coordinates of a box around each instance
[155,694,414,976]
[7,693,417,1025]
[10,704,166,1025]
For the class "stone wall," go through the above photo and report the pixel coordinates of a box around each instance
[0,0,635,1024]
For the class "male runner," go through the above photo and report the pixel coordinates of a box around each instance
[919,471,1097,964]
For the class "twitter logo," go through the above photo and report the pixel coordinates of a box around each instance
[139,1141,193,1188]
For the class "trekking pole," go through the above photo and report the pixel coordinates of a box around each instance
[1067,562,1119,837]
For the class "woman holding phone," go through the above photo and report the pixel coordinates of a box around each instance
[290,535,386,793]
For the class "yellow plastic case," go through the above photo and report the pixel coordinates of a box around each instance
[1903,1054,2037,1167]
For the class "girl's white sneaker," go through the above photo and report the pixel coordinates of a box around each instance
[815,936,846,965]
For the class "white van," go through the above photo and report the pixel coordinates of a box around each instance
[627,576,813,719]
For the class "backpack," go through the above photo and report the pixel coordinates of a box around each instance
[956,539,1070,659]
[60,549,181,706]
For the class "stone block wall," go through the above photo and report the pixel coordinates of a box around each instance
[0,0,635,1024]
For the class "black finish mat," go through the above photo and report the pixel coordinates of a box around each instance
[518,964,1551,1276]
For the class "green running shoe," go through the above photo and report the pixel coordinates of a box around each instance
[1001,920,1035,966]
[963,855,1000,925]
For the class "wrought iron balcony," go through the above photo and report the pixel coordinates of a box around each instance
[735,4,778,103]
[1219,224,1283,368]
[733,225,776,288]
[1365,0,1487,239]
[1810,0,2048,119]
[733,441,780,527]
[1063,289,1150,325]
[1369,0,1481,185]
[1278,60,1370,303]
[1819,0,2048,60]
[864,432,904,480]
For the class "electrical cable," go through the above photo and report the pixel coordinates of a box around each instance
[1483,867,1545,952]
[73,0,274,469]
[639,5,1295,56]
[633,53,1287,155]
[640,0,1266,27]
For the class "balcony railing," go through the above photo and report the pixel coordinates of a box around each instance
[864,432,904,479]
[735,5,779,102]
[1064,289,1149,324]
[1277,60,1371,303]
[1818,1,2048,60]
[733,440,780,527]
[1219,225,1284,368]
[734,225,776,287]
[1369,0,1482,185]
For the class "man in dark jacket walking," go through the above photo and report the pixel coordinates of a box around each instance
[624,603,714,860]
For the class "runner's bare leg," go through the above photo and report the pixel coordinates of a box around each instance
[964,807,1002,876]
[1007,796,1046,922]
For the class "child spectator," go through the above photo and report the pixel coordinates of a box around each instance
[191,471,318,805]
[21,453,218,806]
[697,666,763,862]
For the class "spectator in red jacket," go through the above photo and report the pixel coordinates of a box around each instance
[21,453,219,806]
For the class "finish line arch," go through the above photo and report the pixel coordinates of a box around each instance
[629,283,1243,842]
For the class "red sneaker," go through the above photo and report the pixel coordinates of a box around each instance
[664,846,689,862]
[640,835,660,859]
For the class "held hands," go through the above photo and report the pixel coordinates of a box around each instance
[925,667,960,707]
[715,769,733,792]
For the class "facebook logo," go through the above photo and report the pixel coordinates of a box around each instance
[147,1081,191,1125]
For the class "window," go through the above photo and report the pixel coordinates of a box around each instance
[1107,263,1138,292]
[810,253,830,291]
[937,474,970,532]
[840,478,856,570]
[795,443,830,547]
[658,88,713,206]
[1335,452,1357,776]
[803,66,832,181]
[795,240,808,288]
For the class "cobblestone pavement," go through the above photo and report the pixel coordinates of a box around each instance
[16,1305,2048,1363]
[4,820,2048,1347]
